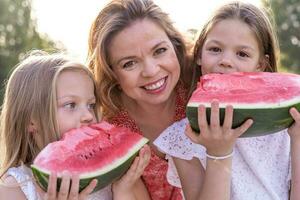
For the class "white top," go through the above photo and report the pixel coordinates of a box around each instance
[154,118,291,200]
[6,165,112,200]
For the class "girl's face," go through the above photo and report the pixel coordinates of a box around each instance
[56,70,97,136]
[109,19,180,107]
[199,19,264,75]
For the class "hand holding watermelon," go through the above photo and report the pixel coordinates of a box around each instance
[43,171,97,200]
[31,121,149,194]
[185,100,253,157]
[186,72,300,137]
[112,145,151,199]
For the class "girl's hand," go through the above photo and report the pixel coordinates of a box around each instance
[185,100,253,156]
[44,171,97,200]
[112,144,151,194]
[288,107,300,143]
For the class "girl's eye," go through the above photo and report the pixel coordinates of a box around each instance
[237,51,249,58]
[154,47,167,56]
[122,60,136,69]
[208,47,221,52]
[88,103,96,110]
[64,102,76,109]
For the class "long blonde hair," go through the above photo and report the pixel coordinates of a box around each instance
[0,51,100,177]
[87,0,191,118]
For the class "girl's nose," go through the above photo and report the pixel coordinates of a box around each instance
[80,108,94,125]
[219,53,233,68]
[141,58,160,77]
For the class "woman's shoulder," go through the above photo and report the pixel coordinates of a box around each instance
[0,175,27,200]
[154,118,205,160]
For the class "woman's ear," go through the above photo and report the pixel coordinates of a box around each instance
[257,54,270,71]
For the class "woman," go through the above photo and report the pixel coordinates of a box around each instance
[87,0,192,199]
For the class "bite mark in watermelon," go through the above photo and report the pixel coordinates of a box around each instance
[186,72,300,137]
[31,121,149,192]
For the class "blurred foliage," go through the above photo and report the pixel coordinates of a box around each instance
[263,0,300,73]
[0,0,64,104]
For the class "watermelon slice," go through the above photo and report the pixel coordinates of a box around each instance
[31,121,148,192]
[186,72,300,137]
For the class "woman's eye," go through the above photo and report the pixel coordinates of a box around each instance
[154,47,167,56]
[237,51,249,58]
[209,47,221,52]
[123,60,136,69]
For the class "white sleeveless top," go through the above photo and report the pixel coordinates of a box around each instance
[6,165,112,200]
[154,118,291,200]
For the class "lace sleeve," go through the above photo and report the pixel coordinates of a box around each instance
[154,118,205,160]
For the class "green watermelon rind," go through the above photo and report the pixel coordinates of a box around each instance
[187,96,300,109]
[186,102,300,137]
[31,137,149,192]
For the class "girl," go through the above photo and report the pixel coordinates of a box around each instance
[0,51,151,200]
[154,1,300,200]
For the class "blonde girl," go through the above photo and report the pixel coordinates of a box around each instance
[0,51,151,200]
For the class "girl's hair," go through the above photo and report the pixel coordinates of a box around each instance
[87,0,191,118]
[0,51,100,177]
[192,1,280,89]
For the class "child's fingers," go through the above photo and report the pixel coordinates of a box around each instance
[198,104,209,134]
[210,100,220,131]
[79,179,98,199]
[234,119,253,137]
[68,174,79,199]
[57,171,71,200]
[45,172,57,200]
[223,105,233,131]
[185,124,199,143]
[139,146,151,167]
[139,144,150,158]
[130,156,140,172]
[290,107,300,122]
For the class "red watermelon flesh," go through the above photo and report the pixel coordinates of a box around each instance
[189,72,300,107]
[32,122,148,181]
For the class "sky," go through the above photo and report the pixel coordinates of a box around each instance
[31,0,261,62]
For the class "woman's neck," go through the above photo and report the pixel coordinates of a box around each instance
[122,91,177,120]
[121,91,177,140]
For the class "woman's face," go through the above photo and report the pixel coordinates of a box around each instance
[108,19,180,107]
[199,19,264,75]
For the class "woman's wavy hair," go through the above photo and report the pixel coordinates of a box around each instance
[87,0,191,118]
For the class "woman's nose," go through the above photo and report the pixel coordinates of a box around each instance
[141,58,160,77]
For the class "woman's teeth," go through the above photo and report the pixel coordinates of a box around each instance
[144,78,165,90]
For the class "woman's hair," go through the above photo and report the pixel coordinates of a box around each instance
[0,51,100,177]
[87,0,191,118]
[191,1,280,90]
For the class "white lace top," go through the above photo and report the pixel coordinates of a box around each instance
[6,165,112,200]
[154,118,291,200]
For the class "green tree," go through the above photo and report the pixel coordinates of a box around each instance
[0,0,63,104]
[263,0,300,73]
